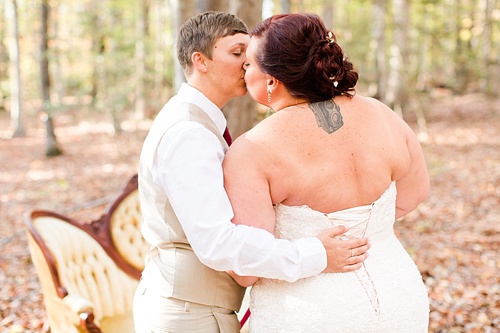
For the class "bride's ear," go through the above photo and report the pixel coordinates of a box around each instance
[266,75,279,93]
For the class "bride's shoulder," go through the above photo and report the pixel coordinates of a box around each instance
[240,116,279,143]
[226,125,274,159]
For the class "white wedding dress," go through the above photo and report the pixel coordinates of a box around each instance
[249,182,429,332]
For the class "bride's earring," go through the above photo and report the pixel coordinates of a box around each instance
[267,89,272,103]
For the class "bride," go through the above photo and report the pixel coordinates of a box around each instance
[224,13,430,332]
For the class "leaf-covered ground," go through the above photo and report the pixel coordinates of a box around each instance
[0,93,499,332]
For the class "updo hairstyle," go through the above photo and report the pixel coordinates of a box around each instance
[250,13,358,103]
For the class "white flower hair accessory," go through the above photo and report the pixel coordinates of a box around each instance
[326,31,336,44]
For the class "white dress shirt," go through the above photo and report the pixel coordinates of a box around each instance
[152,83,326,282]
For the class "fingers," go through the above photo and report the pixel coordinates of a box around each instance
[342,252,369,272]
[350,243,371,258]
[344,236,369,249]
[317,228,372,273]
[340,262,363,273]
[320,225,349,238]
[348,250,369,265]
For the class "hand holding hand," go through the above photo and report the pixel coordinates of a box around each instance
[316,226,370,273]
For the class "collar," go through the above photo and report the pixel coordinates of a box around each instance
[177,83,227,135]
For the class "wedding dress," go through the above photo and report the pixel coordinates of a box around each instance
[249,182,429,332]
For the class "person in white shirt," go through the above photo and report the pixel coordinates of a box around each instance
[133,11,370,333]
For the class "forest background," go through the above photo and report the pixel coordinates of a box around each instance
[0,0,499,332]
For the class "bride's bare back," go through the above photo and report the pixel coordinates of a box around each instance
[225,95,428,220]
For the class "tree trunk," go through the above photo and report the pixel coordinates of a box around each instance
[106,5,124,134]
[89,0,104,104]
[6,0,24,137]
[481,0,495,96]
[198,0,229,12]
[134,0,151,121]
[170,0,196,91]
[223,0,263,138]
[0,0,6,113]
[453,0,473,94]
[386,0,409,117]
[322,0,334,30]
[371,0,387,102]
[152,0,167,113]
[280,0,291,13]
[40,0,62,156]
[52,4,63,107]
[415,11,431,93]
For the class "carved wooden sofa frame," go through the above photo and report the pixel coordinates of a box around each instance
[24,175,149,333]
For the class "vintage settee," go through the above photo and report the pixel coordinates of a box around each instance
[24,175,149,333]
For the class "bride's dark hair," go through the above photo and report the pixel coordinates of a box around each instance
[250,13,358,103]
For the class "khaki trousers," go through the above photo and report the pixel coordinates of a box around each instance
[133,277,240,333]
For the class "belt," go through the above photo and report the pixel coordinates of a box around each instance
[147,241,192,260]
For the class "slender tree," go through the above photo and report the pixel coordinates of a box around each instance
[481,0,495,96]
[371,0,387,102]
[89,0,105,105]
[134,0,151,120]
[0,1,8,113]
[151,0,169,112]
[322,0,334,30]
[198,0,229,12]
[453,0,474,94]
[40,0,62,156]
[280,0,291,13]
[170,0,196,91]
[6,0,24,137]
[386,0,409,116]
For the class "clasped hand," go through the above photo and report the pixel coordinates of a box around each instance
[317,225,371,273]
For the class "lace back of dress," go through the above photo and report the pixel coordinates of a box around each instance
[353,205,381,315]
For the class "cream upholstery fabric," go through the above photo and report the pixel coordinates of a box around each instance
[28,216,139,333]
[100,312,135,332]
[110,189,149,271]
[27,231,88,333]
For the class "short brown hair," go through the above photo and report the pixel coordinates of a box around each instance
[177,11,248,75]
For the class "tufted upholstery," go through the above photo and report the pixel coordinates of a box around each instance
[25,175,149,333]
[109,190,147,272]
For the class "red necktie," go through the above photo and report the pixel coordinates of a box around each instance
[223,127,232,146]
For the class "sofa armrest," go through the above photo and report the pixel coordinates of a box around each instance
[79,312,102,333]
[61,295,102,333]
[62,294,94,315]
[36,291,100,333]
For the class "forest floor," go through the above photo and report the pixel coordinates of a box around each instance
[0,92,499,333]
